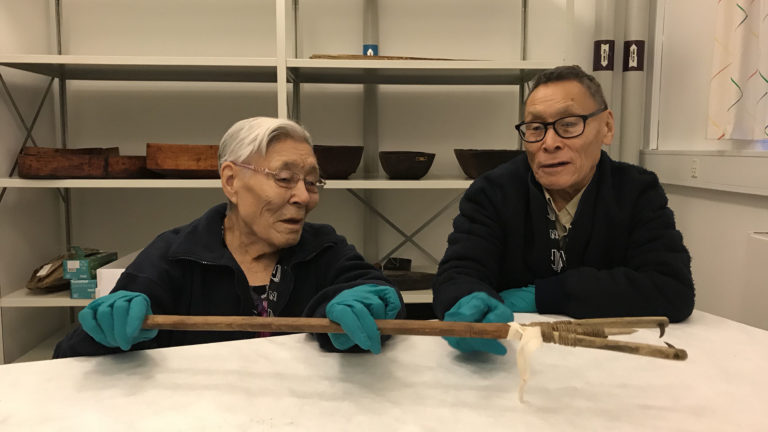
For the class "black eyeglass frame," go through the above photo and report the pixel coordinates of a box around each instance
[514,106,608,143]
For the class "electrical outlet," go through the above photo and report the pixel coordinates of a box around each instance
[690,158,699,179]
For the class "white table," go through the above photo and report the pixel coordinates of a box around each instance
[0,311,766,431]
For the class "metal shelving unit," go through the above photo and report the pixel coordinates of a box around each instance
[0,0,556,362]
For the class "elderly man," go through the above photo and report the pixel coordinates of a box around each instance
[55,117,404,357]
[433,65,694,355]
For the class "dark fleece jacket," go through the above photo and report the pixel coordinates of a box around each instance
[55,203,403,358]
[433,151,694,323]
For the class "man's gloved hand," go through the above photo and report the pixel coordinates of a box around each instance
[499,285,537,312]
[326,284,401,354]
[79,290,159,351]
[442,292,514,355]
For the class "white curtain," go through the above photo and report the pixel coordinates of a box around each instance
[707,0,768,140]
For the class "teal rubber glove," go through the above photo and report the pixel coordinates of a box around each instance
[79,290,158,351]
[499,285,537,312]
[443,292,514,355]
[326,284,402,354]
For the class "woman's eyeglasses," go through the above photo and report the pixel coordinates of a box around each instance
[231,161,326,193]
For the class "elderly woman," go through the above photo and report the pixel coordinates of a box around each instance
[54,117,404,357]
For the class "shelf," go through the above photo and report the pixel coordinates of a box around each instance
[287,59,560,85]
[325,179,472,189]
[0,54,278,82]
[0,288,91,308]
[0,289,430,308]
[0,55,558,85]
[0,285,430,308]
[0,178,473,189]
[0,178,222,188]
[13,326,73,363]
[0,56,560,85]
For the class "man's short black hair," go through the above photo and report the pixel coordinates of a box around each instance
[527,65,608,109]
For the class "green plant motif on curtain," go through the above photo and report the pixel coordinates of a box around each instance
[707,0,768,140]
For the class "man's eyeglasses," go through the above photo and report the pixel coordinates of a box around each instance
[231,161,326,193]
[514,106,608,143]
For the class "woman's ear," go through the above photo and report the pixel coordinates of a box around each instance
[220,162,238,205]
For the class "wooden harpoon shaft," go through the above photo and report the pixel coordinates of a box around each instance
[143,315,687,361]
[144,315,511,339]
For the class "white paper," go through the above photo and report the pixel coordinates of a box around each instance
[36,263,54,277]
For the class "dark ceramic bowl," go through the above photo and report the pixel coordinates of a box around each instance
[313,145,364,179]
[454,149,524,179]
[378,151,435,180]
[382,257,412,271]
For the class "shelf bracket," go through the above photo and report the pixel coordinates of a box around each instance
[378,191,463,264]
[291,81,301,122]
[346,189,464,266]
[0,73,49,149]
[0,74,66,205]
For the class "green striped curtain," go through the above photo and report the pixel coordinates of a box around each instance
[707,0,768,140]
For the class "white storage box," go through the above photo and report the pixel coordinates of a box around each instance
[95,249,142,297]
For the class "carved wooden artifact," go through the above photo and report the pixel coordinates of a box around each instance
[143,315,687,361]
[17,147,119,178]
[145,143,219,178]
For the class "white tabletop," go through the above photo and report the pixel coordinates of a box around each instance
[0,311,766,431]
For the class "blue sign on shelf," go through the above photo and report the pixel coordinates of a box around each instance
[363,44,379,56]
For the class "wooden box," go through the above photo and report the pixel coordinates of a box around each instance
[146,143,220,178]
[17,147,119,179]
[106,155,159,178]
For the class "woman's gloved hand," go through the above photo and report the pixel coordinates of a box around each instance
[499,285,537,312]
[326,284,401,354]
[443,291,514,355]
[79,290,159,351]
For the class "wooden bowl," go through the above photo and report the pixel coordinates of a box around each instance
[382,257,412,271]
[453,149,524,179]
[313,145,364,179]
[378,151,435,180]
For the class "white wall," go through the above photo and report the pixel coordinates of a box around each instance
[60,0,276,57]
[665,186,768,328]
[650,0,768,328]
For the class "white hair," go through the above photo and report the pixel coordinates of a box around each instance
[218,117,312,171]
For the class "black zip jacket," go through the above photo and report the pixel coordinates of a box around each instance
[433,151,695,323]
[54,203,404,357]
